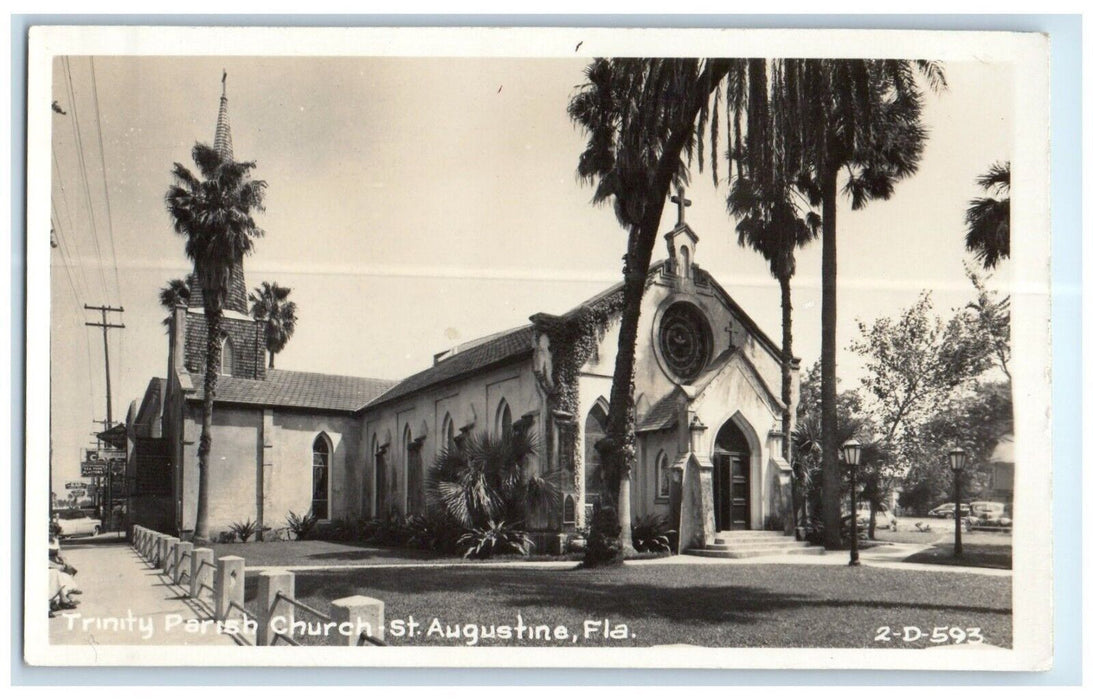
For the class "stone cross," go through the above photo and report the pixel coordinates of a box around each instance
[670,187,692,226]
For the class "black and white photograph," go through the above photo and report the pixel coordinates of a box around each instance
[24,26,1052,670]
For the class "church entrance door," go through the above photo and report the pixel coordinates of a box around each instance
[712,419,751,531]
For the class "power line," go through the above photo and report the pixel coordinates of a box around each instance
[61,57,112,305]
[88,57,123,305]
[52,148,93,300]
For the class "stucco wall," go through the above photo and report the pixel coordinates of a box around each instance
[359,357,546,520]
[179,403,359,537]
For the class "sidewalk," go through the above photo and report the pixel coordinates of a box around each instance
[49,538,239,646]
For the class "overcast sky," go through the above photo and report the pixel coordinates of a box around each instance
[49,55,1012,491]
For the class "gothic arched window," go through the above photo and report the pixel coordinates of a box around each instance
[496,400,512,439]
[441,413,455,454]
[655,450,671,502]
[312,434,331,519]
[220,337,234,376]
[584,402,608,518]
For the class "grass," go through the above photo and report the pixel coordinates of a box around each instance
[902,543,1012,570]
[243,562,1012,649]
[211,539,448,567]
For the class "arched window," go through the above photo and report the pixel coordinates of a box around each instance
[441,413,455,454]
[312,434,331,520]
[496,400,512,439]
[405,425,424,514]
[655,451,671,502]
[584,402,608,518]
[220,337,234,376]
[680,245,691,278]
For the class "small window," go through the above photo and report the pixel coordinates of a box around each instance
[312,434,330,519]
[220,337,234,376]
[441,413,455,454]
[496,400,512,439]
[655,451,671,501]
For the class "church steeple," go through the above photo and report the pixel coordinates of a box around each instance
[213,70,234,162]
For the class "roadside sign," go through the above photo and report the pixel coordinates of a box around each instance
[65,481,87,490]
[109,457,126,474]
[81,461,107,477]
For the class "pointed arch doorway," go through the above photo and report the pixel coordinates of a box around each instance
[712,419,752,531]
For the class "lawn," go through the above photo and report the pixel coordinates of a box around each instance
[212,539,448,567]
[902,543,1012,570]
[243,562,1012,649]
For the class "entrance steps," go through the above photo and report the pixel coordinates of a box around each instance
[685,530,822,559]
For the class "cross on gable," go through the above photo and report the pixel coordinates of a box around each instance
[670,187,692,226]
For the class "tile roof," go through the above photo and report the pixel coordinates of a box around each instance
[636,391,681,433]
[187,369,398,413]
[364,325,536,410]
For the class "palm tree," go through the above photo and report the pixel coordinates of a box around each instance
[165,142,266,543]
[248,281,297,369]
[426,429,558,529]
[157,277,190,330]
[737,59,945,550]
[569,58,732,553]
[964,161,1010,269]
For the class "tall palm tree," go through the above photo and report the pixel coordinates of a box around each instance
[964,161,1010,269]
[727,176,819,524]
[569,58,732,554]
[730,59,945,550]
[157,277,190,330]
[165,142,266,543]
[248,281,297,369]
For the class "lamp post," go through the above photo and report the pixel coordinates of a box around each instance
[949,447,967,558]
[840,438,863,566]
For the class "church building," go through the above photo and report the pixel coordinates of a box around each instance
[127,80,800,553]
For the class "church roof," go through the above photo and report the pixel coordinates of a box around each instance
[363,325,537,410]
[187,369,397,413]
[636,391,681,433]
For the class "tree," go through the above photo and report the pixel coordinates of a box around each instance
[165,143,266,543]
[745,60,946,550]
[964,265,1011,383]
[851,292,994,446]
[964,161,1010,269]
[157,277,190,330]
[426,429,558,529]
[248,281,298,369]
[569,58,732,556]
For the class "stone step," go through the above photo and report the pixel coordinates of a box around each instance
[686,544,825,559]
[713,531,796,544]
[703,540,812,552]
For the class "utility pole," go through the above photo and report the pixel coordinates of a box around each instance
[86,304,124,531]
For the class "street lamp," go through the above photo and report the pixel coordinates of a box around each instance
[840,438,863,566]
[948,446,968,558]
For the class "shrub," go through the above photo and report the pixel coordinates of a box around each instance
[229,518,258,543]
[427,429,560,531]
[458,520,532,559]
[367,511,408,547]
[404,512,464,553]
[286,510,319,540]
[216,530,237,544]
[631,513,676,554]
[583,505,623,567]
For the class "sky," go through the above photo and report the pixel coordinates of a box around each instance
[48,55,1013,493]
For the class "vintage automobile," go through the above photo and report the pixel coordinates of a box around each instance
[928,502,972,519]
[53,509,101,538]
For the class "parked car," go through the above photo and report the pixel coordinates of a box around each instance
[928,503,972,519]
[969,501,1007,519]
[53,510,100,538]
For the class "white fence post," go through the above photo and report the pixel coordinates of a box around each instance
[255,570,295,647]
[174,542,193,585]
[330,595,385,646]
[214,555,245,622]
[191,547,214,599]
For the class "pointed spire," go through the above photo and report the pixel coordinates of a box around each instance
[213,70,234,162]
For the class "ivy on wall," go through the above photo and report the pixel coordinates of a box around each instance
[532,289,626,496]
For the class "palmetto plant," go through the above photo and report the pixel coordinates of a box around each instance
[157,277,190,330]
[964,161,1010,269]
[165,142,266,544]
[249,281,298,369]
[426,429,559,530]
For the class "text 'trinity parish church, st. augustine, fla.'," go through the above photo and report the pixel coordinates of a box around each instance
[125,79,801,554]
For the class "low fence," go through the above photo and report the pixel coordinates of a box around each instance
[130,525,386,647]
